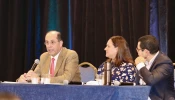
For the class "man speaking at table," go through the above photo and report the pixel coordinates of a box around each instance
[17,30,81,83]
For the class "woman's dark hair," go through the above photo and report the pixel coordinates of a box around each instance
[107,36,134,66]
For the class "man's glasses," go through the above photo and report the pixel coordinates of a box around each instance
[136,47,143,51]
[44,41,59,45]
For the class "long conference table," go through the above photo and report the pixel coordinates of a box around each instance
[0,83,151,100]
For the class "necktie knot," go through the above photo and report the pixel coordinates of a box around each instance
[52,58,55,62]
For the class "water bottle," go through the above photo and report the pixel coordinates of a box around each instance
[104,62,111,85]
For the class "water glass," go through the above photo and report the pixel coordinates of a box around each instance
[41,74,51,84]
[95,74,104,85]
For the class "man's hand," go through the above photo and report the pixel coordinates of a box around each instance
[17,73,28,83]
[135,56,146,65]
[26,70,39,81]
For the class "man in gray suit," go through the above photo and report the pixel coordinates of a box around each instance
[18,31,81,83]
[135,35,175,100]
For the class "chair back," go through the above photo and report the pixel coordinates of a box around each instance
[79,62,97,83]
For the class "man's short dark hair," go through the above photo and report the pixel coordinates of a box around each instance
[138,35,159,54]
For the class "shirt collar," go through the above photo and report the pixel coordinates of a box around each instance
[145,51,159,66]
[51,49,62,60]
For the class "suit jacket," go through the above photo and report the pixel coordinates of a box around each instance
[34,47,81,83]
[136,52,175,100]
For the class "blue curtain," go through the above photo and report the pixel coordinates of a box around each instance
[68,0,72,49]
[150,0,168,54]
[47,0,59,31]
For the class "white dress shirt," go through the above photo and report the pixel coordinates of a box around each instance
[136,51,159,100]
[49,50,61,74]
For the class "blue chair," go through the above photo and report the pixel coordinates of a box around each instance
[79,62,97,83]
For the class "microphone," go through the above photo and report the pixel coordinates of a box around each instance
[30,59,40,71]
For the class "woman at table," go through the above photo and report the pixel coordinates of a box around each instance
[97,36,136,85]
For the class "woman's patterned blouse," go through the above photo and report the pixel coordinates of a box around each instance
[97,62,136,84]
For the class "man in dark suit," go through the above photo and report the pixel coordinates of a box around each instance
[17,30,81,83]
[135,35,175,100]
